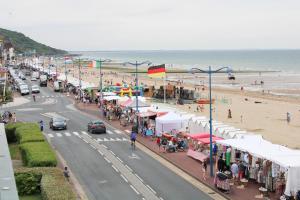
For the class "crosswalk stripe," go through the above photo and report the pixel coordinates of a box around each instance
[114,129,122,134]
[110,138,115,141]
[103,138,109,141]
[125,130,130,133]
[56,133,62,137]
[46,96,50,98]
[116,138,121,141]
[48,133,54,138]
[97,138,103,142]
[81,131,88,135]
[107,130,113,134]
[64,132,71,136]
[122,137,127,141]
[73,132,79,136]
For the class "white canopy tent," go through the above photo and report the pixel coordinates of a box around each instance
[103,96,121,101]
[217,137,300,196]
[155,112,189,136]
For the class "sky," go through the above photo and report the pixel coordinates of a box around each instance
[1,0,300,51]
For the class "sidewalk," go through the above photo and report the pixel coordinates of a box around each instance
[74,102,277,200]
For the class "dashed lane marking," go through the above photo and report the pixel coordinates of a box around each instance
[146,185,157,194]
[125,164,133,172]
[116,156,123,163]
[130,185,140,195]
[112,165,119,173]
[64,132,71,136]
[56,133,62,137]
[98,150,104,156]
[104,157,111,163]
[120,174,128,183]
[135,174,144,183]
[109,150,116,156]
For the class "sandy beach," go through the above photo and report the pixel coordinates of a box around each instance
[59,64,300,149]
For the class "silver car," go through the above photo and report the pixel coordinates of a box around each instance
[31,85,40,93]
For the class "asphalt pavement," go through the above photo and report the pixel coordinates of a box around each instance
[3,71,213,200]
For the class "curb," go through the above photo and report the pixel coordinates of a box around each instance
[73,103,230,200]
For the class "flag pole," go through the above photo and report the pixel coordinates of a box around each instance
[163,73,166,104]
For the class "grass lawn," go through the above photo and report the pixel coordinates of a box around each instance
[9,143,21,160]
[19,194,42,200]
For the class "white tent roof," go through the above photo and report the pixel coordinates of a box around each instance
[103,96,121,101]
[156,112,183,124]
[103,92,117,96]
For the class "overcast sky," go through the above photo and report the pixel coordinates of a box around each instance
[1,0,300,51]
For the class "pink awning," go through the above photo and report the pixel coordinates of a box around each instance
[187,133,211,140]
[197,137,223,144]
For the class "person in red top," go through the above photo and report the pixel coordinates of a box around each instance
[156,137,161,151]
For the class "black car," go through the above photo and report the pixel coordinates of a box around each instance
[87,120,106,134]
[49,117,67,130]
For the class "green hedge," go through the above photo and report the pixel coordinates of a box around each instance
[15,172,42,196]
[5,122,24,143]
[15,123,45,144]
[19,142,57,167]
[15,168,76,200]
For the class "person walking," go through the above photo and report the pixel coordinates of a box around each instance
[156,137,161,151]
[12,112,17,123]
[231,161,239,183]
[63,166,70,181]
[228,109,232,119]
[39,120,44,132]
[287,112,291,124]
[202,159,207,181]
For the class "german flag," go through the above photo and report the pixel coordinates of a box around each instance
[147,64,166,78]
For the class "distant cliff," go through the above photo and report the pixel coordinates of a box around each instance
[0,28,67,55]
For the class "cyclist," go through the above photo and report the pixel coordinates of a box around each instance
[130,129,137,150]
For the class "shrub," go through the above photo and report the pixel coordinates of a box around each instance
[19,142,57,167]
[15,168,76,200]
[5,122,24,143]
[15,172,42,196]
[15,123,44,144]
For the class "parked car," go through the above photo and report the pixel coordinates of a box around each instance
[25,71,31,76]
[31,85,40,93]
[19,85,30,95]
[87,120,106,134]
[31,77,37,81]
[49,117,67,130]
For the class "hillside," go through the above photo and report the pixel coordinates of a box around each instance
[0,28,67,55]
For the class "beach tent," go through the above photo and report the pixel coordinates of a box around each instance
[103,95,121,101]
[222,128,241,139]
[217,136,300,195]
[155,112,189,136]
[126,99,150,108]
[189,118,209,134]
[203,122,224,133]
[215,126,236,138]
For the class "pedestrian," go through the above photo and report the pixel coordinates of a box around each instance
[63,166,70,181]
[196,106,199,112]
[240,115,243,123]
[228,109,232,119]
[231,161,239,183]
[287,112,291,124]
[39,120,44,132]
[202,159,207,181]
[12,112,17,123]
[156,137,161,151]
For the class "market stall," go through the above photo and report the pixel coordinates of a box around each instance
[155,112,189,136]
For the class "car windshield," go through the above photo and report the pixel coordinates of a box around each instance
[93,121,103,125]
[53,118,65,123]
[20,85,28,89]
[32,85,39,89]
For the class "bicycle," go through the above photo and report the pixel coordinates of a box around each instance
[131,139,136,150]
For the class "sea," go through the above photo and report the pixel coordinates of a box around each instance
[72,50,300,97]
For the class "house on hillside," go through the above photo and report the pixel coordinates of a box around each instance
[1,40,15,64]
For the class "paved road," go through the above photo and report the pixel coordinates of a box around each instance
[3,72,214,200]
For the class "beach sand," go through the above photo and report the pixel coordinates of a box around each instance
[59,65,300,149]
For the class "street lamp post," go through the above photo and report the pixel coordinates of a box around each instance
[98,59,111,104]
[78,57,82,100]
[191,66,231,177]
[123,61,152,133]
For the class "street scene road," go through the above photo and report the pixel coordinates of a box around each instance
[4,72,215,200]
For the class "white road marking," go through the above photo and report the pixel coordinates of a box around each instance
[112,165,119,172]
[146,185,157,194]
[51,95,54,98]
[40,112,69,120]
[46,96,50,98]
[116,137,121,141]
[120,174,128,183]
[135,174,144,183]
[97,138,103,142]
[159,197,164,200]
[103,138,109,141]
[83,139,89,143]
[130,185,140,195]
[48,133,54,138]
[102,144,108,149]
[116,156,123,163]
[90,144,96,149]
[56,133,62,137]
[98,150,104,156]
[109,150,116,156]
[122,137,128,141]
[114,129,122,134]
[125,165,133,172]
[104,157,111,163]
[73,132,79,136]
[125,130,131,133]
[81,131,88,135]
[110,138,115,141]
[64,132,71,136]
[107,130,113,134]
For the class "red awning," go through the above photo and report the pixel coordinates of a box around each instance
[197,137,223,144]
[187,133,211,139]
[137,111,157,118]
